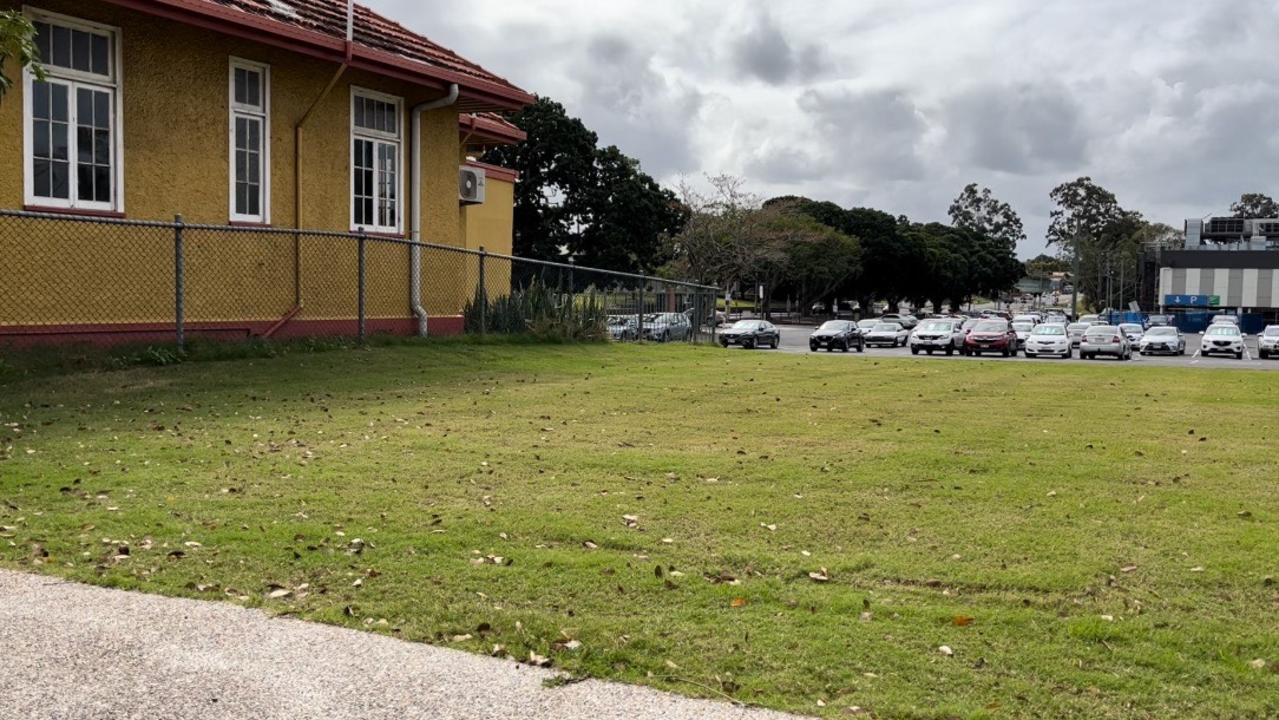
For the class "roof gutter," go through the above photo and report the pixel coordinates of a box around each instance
[410,84,460,337]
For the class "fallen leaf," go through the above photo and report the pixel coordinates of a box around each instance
[938,645,954,656]
[952,615,974,627]
[730,597,748,608]
[808,568,830,582]
[267,588,291,599]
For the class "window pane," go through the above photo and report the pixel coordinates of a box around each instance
[236,182,248,215]
[234,67,246,105]
[50,161,69,199]
[77,126,92,163]
[95,165,110,202]
[91,34,109,75]
[78,163,94,201]
[51,25,70,68]
[245,71,260,108]
[33,159,51,197]
[77,89,93,128]
[72,30,91,72]
[94,129,109,164]
[51,122,68,161]
[247,187,259,216]
[32,81,49,120]
[247,152,260,184]
[247,119,260,151]
[35,23,50,64]
[33,119,50,157]
[50,84,67,122]
[94,92,109,129]
[354,96,365,128]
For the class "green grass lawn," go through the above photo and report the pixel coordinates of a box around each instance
[2,342,1278,719]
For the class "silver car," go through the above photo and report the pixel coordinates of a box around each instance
[910,319,963,355]
[643,313,691,342]
[1259,326,1279,359]
[1118,323,1145,346]
[1138,326,1185,355]
[865,321,909,347]
[1080,325,1133,361]
[1066,322,1090,348]
[1011,321,1035,349]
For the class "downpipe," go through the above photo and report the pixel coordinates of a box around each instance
[410,84,460,336]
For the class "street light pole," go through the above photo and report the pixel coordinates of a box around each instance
[1071,231,1080,320]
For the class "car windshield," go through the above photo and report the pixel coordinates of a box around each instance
[973,321,1006,332]
[962,319,979,329]
[920,321,952,331]
[608,317,630,325]
[1119,324,1142,333]
[1207,325,1240,336]
[1266,327,1279,337]
[1033,325,1066,336]
[873,323,900,331]
[1147,327,1177,336]
[729,321,758,331]
[1067,323,1088,332]
[1085,326,1117,336]
[1212,316,1238,324]
[1012,322,1034,331]
[818,321,849,331]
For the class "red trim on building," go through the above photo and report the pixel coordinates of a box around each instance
[459,113,527,145]
[0,317,465,348]
[98,0,533,112]
[23,205,127,219]
[464,160,519,184]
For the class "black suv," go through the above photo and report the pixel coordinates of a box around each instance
[809,320,865,353]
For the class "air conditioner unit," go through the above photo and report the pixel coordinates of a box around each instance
[459,166,486,205]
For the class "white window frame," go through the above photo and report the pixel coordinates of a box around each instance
[21,7,125,214]
[228,57,271,224]
[349,86,404,234]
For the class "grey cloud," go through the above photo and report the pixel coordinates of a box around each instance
[730,9,829,85]
[942,83,1088,175]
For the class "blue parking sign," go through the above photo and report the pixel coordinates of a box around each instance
[1164,294,1220,307]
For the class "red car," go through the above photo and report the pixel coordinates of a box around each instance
[962,319,1018,357]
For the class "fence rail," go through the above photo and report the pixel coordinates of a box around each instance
[0,210,719,350]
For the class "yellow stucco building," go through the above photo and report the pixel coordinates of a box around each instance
[0,0,529,344]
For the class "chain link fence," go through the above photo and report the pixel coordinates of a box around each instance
[0,209,719,351]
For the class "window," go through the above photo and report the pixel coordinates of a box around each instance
[24,10,122,212]
[229,58,270,222]
[350,88,402,233]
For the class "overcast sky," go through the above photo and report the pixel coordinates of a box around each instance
[371,0,1278,258]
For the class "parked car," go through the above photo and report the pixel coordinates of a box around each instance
[1146,314,1175,327]
[1013,314,1041,326]
[962,319,1018,357]
[880,313,918,329]
[1118,323,1145,346]
[1011,321,1035,349]
[1210,314,1240,326]
[1259,326,1279,359]
[865,321,910,347]
[960,318,982,338]
[1201,323,1245,359]
[910,319,963,355]
[809,320,864,353]
[719,320,779,349]
[1044,312,1068,326]
[1138,326,1185,355]
[1080,325,1132,361]
[607,315,639,341]
[1079,314,1100,324]
[857,318,880,334]
[1023,323,1072,358]
[1066,322,1090,347]
[643,313,691,342]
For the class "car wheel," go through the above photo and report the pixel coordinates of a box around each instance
[1262,350,1270,360]
[1236,351,1244,360]
[911,347,919,355]
[856,341,865,353]
[743,339,755,350]
[809,344,818,353]
[840,342,850,353]
[720,340,729,349]
[771,337,779,349]
[945,347,954,356]
[661,331,670,343]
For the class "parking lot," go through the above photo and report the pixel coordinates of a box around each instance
[761,324,1279,370]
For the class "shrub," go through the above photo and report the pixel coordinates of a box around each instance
[464,281,607,341]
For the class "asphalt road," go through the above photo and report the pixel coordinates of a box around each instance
[0,570,795,720]
[747,325,1279,371]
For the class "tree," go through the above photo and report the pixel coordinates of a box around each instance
[1046,177,1128,251]
[948,183,1026,252]
[1230,193,1279,219]
[482,97,683,274]
[0,10,43,98]
[1024,254,1071,275]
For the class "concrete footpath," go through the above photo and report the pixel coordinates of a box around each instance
[0,570,797,720]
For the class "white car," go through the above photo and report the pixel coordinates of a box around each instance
[1258,326,1279,359]
[1201,323,1245,359]
[1066,322,1090,348]
[910,319,964,355]
[1118,323,1145,346]
[1138,326,1185,355]
[865,321,909,347]
[1011,321,1035,349]
[1013,314,1041,326]
[1023,323,1072,358]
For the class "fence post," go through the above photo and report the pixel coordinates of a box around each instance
[478,246,487,336]
[357,229,367,344]
[174,214,185,352]
[637,278,645,342]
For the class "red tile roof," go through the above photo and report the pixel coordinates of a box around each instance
[103,0,533,112]
[459,112,526,145]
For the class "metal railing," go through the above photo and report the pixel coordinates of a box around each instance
[0,209,719,350]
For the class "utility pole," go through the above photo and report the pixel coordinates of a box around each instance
[1071,231,1081,320]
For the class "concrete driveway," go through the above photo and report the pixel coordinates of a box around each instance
[0,570,797,720]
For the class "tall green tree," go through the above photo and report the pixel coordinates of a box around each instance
[1047,177,1146,310]
[948,183,1026,252]
[1230,193,1279,219]
[482,97,684,274]
[0,10,43,98]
